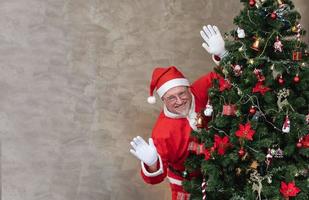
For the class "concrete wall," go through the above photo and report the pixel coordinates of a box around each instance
[1,0,307,200]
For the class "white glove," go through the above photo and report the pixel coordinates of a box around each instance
[200,25,228,58]
[130,136,158,166]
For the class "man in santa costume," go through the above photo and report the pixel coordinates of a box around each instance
[130,25,227,200]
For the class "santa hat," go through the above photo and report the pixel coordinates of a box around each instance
[147,66,190,104]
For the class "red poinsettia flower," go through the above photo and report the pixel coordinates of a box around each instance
[252,82,271,95]
[219,78,232,92]
[214,134,231,155]
[235,122,256,141]
[280,181,301,198]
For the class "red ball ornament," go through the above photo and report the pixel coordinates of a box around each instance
[238,148,246,157]
[249,0,256,7]
[249,106,256,115]
[293,75,300,83]
[296,142,302,148]
[278,75,285,85]
[270,12,277,20]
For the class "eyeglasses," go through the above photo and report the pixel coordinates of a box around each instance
[163,89,189,104]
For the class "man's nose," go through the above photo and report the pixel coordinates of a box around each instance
[175,96,183,104]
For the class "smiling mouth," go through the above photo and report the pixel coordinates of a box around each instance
[175,101,187,109]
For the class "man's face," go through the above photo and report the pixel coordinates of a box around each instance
[162,86,192,116]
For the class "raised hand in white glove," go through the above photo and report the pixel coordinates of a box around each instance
[200,25,228,58]
[130,136,158,166]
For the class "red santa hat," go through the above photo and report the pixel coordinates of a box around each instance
[147,66,190,104]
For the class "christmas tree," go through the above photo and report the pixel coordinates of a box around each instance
[183,0,308,199]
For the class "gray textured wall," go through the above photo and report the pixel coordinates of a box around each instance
[1,0,307,200]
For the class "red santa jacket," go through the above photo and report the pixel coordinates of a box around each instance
[140,71,220,188]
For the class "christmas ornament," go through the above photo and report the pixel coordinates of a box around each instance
[252,82,271,95]
[277,89,290,111]
[295,23,302,41]
[237,27,246,38]
[249,106,256,115]
[222,104,237,116]
[292,50,302,61]
[238,147,246,157]
[282,115,290,133]
[291,25,298,33]
[278,75,285,85]
[204,100,213,116]
[280,181,301,198]
[195,143,205,155]
[250,160,259,169]
[249,170,263,200]
[196,112,206,129]
[232,64,243,76]
[273,36,283,52]
[202,178,207,200]
[249,0,256,7]
[274,148,283,158]
[235,122,256,141]
[251,37,261,51]
[270,12,277,20]
[214,134,231,155]
[253,68,265,82]
[188,141,211,160]
[293,74,300,83]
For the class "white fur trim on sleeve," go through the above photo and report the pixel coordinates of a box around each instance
[212,55,220,66]
[141,154,164,177]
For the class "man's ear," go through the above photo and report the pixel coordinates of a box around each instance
[187,86,192,93]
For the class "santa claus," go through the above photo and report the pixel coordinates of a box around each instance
[130,25,227,200]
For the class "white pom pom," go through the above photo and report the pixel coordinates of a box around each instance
[147,96,156,104]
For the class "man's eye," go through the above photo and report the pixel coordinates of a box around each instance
[168,97,176,100]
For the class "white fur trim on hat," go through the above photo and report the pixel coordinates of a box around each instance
[147,96,156,104]
[156,78,190,98]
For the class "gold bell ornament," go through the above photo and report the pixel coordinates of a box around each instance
[196,112,206,129]
[251,37,261,51]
